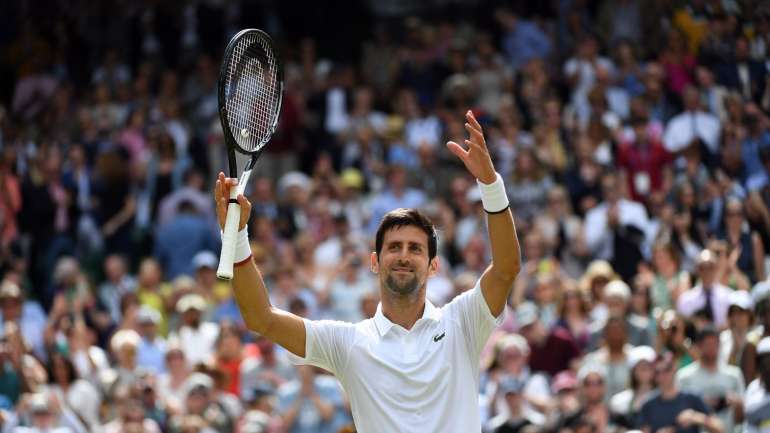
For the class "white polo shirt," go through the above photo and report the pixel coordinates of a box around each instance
[294,281,504,433]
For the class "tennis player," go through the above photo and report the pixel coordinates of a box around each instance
[214,110,520,432]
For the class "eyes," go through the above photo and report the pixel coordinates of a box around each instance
[387,242,424,254]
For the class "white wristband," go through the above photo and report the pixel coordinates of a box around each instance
[235,226,252,264]
[477,173,509,213]
[222,225,252,265]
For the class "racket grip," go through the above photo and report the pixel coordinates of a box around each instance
[217,188,242,280]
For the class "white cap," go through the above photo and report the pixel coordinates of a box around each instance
[728,290,753,311]
[758,336,770,356]
[627,345,657,369]
[604,280,631,302]
[192,250,218,270]
[278,171,312,194]
[176,294,207,313]
[753,280,770,305]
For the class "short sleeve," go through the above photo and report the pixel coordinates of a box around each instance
[690,394,711,415]
[290,319,355,376]
[444,281,506,358]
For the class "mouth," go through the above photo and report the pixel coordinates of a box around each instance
[392,267,413,273]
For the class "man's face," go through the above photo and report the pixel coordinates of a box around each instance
[371,225,436,298]
[698,261,717,286]
[699,335,720,364]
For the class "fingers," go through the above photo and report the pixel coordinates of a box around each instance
[464,122,485,148]
[237,193,252,231]
[465,110,482,130]
[446,141,469,161]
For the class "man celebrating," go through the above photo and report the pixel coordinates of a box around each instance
[213,110,520,432]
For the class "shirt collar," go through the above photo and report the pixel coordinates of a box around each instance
[374,299,441,337]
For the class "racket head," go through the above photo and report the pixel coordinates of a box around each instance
[218,28,283,157]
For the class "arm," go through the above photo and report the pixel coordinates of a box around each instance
[447,110,520,317]
[215,173,306,357]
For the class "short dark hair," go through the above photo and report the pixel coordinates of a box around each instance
[695,325,720,343]
[375,208,437,261]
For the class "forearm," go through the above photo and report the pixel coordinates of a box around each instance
[232,260,274,332]
[697,412,724,433]
[486,208,521,281]
[232,258,306,356]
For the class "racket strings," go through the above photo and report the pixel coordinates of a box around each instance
[225,32,280,152]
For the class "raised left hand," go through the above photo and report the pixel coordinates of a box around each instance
[446,110,497,184]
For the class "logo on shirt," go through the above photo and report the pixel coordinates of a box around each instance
[433,332,446,342]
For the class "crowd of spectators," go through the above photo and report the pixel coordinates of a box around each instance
[2,0,770,432]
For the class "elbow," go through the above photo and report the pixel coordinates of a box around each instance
[491,261,521,285]
[244,309,275,336]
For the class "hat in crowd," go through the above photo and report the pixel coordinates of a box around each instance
[278,171,312,194]
[551,371,578,394]
[192,251,217,270]
[627,345,656,369]
[176,294,207,313]
[728,290,753,312]
[137,306,161,325]
[28,393,50,414]
[110,329,141,353]
[340,168,364,190]
[515,302,539,328]
[752,280,770,306]
[496,333,530,357]
[577,362,607,383]
[757,336,770,356]
[604,280,631,302]
[498,376,525,395]
[696,249,718,267]
[0,281,21,300]
[184,373,214,396]
[579,260,616,292]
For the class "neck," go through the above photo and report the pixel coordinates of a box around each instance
[661,384,678,399]
[701,359,717,371]
[381,288,426,330]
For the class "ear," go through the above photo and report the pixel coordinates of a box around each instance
[370,251,379,274]
[428,256,439,278]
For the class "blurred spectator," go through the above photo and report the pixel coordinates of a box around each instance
[677,326,745,433]
[154,199,219,279]
[609,345,656,429]
[43,351,101,430]
[745,336,770,433]
[720,290,757,382]
[136,306,167,374]
[495,7,552,71]
[516,302,580,377]
[8,392,87,433]
[583,315,631,399]
[276,365,349,433]
[168,294,219,367]
[663,85,721,163]
[98,254,137,325]
[677,250,733,329]
[0,281,46,360]
[485,376,541,433]
[584,171,649,281]
[637,353,723,433]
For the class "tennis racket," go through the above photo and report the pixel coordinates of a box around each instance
[216,29,283,280]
